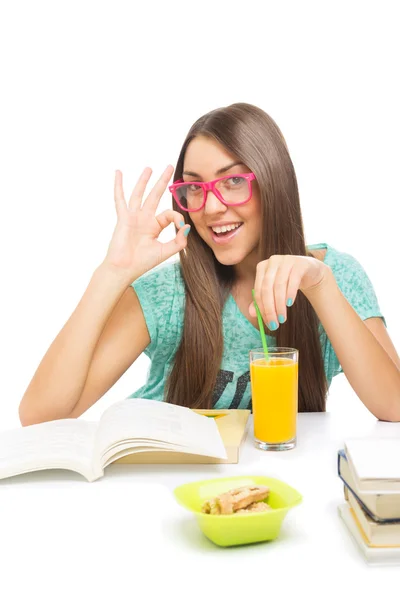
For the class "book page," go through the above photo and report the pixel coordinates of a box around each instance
[100,438,224,467]
[94,398,227,467]
[102,444,185,468]
[0,419,98,482]
[345,439,400,481]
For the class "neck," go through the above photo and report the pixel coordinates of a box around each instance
[233,249,259,287]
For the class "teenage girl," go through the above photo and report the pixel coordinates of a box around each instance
[19,103,400,425]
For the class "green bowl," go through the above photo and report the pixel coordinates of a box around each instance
[173,475,302,547]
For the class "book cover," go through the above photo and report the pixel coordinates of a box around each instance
[344,438,400,492]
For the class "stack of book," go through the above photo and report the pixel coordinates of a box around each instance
[337,438,400,565]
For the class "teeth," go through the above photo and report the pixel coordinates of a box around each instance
[212,223,242,234]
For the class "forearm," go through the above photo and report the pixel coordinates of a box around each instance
[19,263,135,424]
[304,269,400,421]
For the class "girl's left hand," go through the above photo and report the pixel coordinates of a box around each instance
[249,255,332,330]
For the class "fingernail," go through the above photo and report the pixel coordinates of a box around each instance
[278,315,285,324]
[286,298,293,307]
[184,226,191,237]
[179,221,185,227]
[269,321,278,331]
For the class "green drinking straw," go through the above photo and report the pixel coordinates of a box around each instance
[252,289,269,359]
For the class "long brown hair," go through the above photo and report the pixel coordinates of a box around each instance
[164,103,327,412]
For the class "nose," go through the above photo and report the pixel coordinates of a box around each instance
[203,189,227,215]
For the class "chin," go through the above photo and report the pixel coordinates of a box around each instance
[213,251,247,266]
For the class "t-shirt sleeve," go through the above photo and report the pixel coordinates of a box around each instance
[334,253,385,324]
[326,252,386,379]
[130,260,183,358]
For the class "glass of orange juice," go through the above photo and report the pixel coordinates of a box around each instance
[250,347,298,451]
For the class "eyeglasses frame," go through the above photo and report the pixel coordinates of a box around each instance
[168,172,256,213]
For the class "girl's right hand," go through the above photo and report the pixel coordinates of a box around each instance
[102,165,190,281]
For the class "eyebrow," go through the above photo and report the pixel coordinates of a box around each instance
[183,161,245,179]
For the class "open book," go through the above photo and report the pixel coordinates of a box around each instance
[0,398,245,483]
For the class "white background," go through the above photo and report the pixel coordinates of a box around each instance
[0,0,399,596]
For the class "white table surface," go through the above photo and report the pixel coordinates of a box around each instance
[1,409,400,599]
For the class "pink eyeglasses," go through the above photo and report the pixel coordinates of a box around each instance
[169,172,256,212]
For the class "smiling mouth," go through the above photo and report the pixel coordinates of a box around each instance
[209,223,243,238]
[208,223,244,245]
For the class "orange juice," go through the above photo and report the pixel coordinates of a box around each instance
[250,357,298,445]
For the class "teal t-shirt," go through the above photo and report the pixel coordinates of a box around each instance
[127,243,385,409]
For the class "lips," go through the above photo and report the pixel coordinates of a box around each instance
[209,223,244,245]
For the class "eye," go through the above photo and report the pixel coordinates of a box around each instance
[187,183,202,193]
[226,176,245,186]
